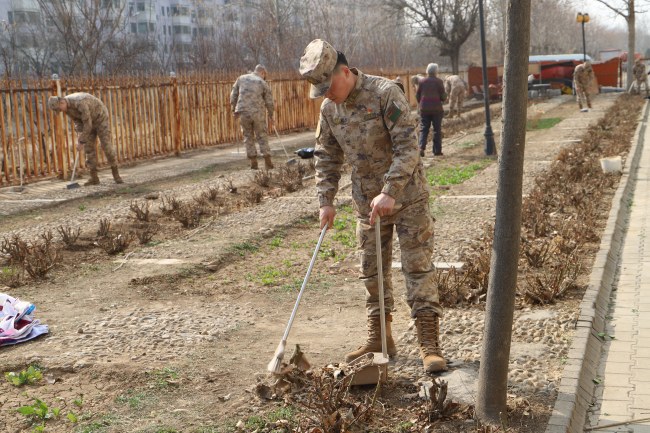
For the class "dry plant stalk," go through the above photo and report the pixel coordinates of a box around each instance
[97,218,112,239]
[57,225,81,248]
[129,200,151,222]
[132,222,160,245]
[160,194,181,215]
[245,186,264,205]
[172,202,204,228]
[23,230,60,279]
[1,235,29,265]
[99,231,135,255]
[253,169,273,188]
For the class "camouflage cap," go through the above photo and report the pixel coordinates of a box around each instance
[299,39,338,99]
[47,96,63,111]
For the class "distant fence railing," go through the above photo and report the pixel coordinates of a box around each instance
[0,69,417,186]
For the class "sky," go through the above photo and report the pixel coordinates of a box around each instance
[571,0,650,30]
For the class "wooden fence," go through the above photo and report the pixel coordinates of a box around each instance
[0,69,415,186]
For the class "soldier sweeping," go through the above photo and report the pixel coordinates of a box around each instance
[630,58,649,96]
[47,93,123,185]
[573,61,595,112]
[444,75,467,118]
[230,65,275,170]
[300,39,446,373]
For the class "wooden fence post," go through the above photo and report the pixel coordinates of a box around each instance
[171,72,181,156]
[51,74,67,179]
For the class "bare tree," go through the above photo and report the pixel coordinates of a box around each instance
[0,22,19,78]
[382,0,480,73]
[36,0,132,75]
[476,0,531,424]
[591,0,650,89]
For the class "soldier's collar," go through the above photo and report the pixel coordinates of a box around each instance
[345,68,364,104]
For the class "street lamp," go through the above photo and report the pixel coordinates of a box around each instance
[576,12,590,62]
[478,0,495,156]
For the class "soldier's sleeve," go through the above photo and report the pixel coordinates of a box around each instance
[314,112,344,208]
[440,81,448,102]
[78,102,93,143]
[263,81,274,119]
[380,85,418,199]
[229,79,239,113]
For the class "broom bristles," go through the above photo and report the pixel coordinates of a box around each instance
[267,340,286,374]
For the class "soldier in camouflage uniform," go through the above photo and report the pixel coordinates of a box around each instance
[444,75,467,118]
[630,58,649,96]
[573,61,594,111]
[47,93,123,185]
[230,65,275,170]
[299,39,446,373]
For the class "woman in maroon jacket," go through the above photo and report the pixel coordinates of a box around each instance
[416,63,447,157]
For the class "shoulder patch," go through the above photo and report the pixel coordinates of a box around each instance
[386,101,403,124]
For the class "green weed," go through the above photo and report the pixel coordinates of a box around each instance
[247,265,288,286]
[5,365,42,386]
[427,160,491,186]
[270,237,283,248]
[231,242,259,256]
[74,414,115,433]
[526,117,562,130]
[116,390,150,409]
[147,367,179,389]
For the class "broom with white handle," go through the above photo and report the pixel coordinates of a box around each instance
[268,225,328,374]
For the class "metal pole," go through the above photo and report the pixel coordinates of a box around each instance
[582,21,587,62]
[479,0,496,156]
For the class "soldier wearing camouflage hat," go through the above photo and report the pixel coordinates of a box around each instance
[47,93,123,185]
[230,65,275,170]
[300,39,446,373]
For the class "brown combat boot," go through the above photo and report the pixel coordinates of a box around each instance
[264,155,274,170]
[345,314,397,362]
[84,169,100,186]
[415,311,447,373]
[111,166,124,184]
[249,157,258,170]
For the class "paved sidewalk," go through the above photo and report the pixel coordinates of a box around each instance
[587,106,650,432]
[0,131,314,217]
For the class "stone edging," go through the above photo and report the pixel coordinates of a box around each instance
[544,99,650,433]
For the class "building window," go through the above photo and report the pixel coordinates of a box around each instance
[7,11,13,24]
[138,22,148,33]
[161,6,164,16]
[137,2,145,12]
[131,23,137,33]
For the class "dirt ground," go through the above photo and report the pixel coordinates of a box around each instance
[0,93,636,433]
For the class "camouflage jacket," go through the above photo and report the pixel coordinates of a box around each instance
[230,72,274,118]
[573,65,594,89]
[633,63,647,80]
[64,93,109,143]
[314,69,428,215]
[444,75,467,96]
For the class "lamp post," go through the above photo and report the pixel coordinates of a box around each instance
[576,12,590,62]
[478,0,496,156]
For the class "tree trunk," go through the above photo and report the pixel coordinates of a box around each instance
[627,0,635,90]
[476,0,531,424]
[449,46,460,75]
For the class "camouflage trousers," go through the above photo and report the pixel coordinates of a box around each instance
[356,199,442,318]
[239,112,270,158]
[574,84,591,109]
[449,88,466,116]
[78,119,118,170]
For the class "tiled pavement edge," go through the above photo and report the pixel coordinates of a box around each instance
[545,100,650,433]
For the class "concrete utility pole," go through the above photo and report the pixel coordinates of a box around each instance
[476,0,531,424]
